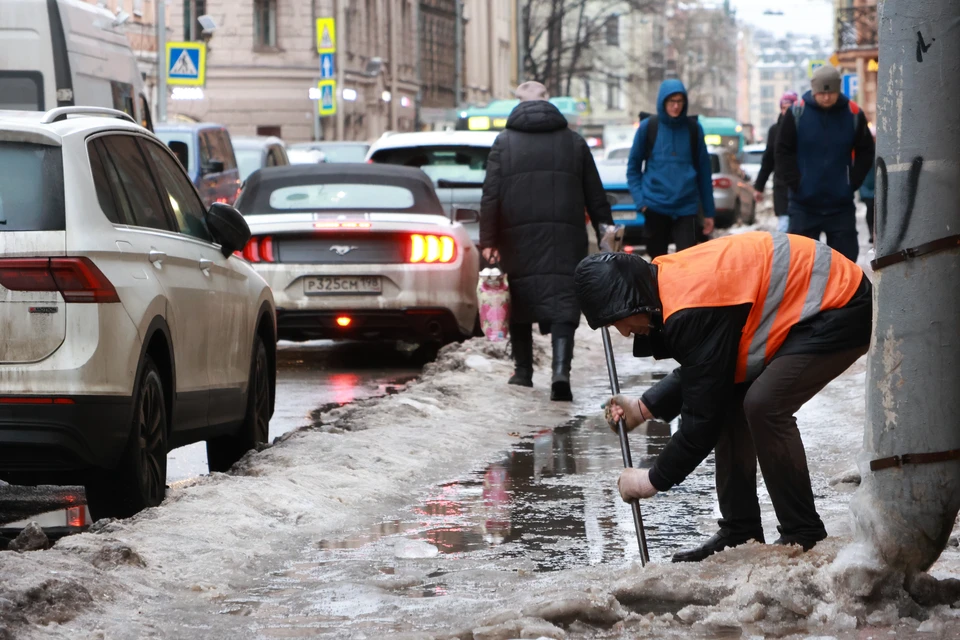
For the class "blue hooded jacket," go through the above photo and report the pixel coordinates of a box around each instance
[626,79,716,219]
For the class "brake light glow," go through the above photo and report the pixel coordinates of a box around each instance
[0,397,75,404]
[240,236,275,263]
[409,234,456,264]
[712,177,733,189]
[66,505,87,528]
[336,316,352,327]
[313,222,372,229]
[0,258,119,303]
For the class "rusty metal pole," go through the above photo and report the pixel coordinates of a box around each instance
[834,0,960,592]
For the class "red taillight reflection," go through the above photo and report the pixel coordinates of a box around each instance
[0,258,119,303]
[336,316,352,327]
[712,177,733,189]
[240,236,275,263]
[409,234,456,264]
[0,397,75,404]
[66,505,86,528]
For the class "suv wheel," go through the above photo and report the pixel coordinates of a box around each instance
[207,335,271,473]
[86,356,168,520]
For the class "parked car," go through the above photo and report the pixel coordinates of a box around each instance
[1,0,153,130]
[155,122,241,208]
[233,136,290,182]
[288,141,370,163]
[366,130,499,246]
[0,107,276,519]
[287,148,326,165]
[596,160,645,245]
[604,144,633,162]
[741,142,767,184]
[234,163,479,346]
[709,145,756,227]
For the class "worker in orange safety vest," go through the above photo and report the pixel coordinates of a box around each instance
[575,231,872,562]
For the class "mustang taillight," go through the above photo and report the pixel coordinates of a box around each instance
[0,257,119,303]
[409,234,456,264]
[239,236,275,263]
[712,177,733,189]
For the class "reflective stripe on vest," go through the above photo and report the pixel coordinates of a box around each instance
[653,231,863,384]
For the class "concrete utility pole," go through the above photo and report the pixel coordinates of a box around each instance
[454,0,463,108]
[155,0,167,123]
[516,0,524,84]
[835,0,960,591]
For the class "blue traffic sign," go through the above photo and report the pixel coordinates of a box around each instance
[320,53,335,79]
[318,80,337,116]
[842,73,859,99]
[166,42,206,86]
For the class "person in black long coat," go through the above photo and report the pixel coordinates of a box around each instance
[480,81,614,401]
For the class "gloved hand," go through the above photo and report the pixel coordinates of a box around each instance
[618,467,658,502]
[604,395,650,433]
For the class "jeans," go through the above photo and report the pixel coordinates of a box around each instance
[788,212,859,263]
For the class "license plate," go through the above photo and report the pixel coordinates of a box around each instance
[613,211,637,221]
[304,276,382,295]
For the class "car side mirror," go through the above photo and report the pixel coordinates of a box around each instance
[454,208,480,224]
[202,159,225,175]
[205,203,251,257]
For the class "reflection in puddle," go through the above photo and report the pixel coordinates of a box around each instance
[315,414,717,575]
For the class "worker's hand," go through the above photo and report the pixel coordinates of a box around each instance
[482,248,500,264]
[604,395,650,432]
[753,190,765,203]
[618,467,658,502]
[702,217,715,236]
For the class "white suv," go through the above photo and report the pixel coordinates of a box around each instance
[0,108,277,519]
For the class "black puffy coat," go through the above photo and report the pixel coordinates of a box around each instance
[480,100,613,325]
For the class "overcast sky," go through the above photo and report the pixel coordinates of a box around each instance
[730,0,834,39]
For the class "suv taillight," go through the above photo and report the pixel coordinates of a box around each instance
[239,236,275,263]
[712,177,732,189]
[409,234,456,263]
[0,258,120,303]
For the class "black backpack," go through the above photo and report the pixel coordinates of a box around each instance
[638,111,701,168]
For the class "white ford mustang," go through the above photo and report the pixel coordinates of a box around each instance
[234,164,480,344]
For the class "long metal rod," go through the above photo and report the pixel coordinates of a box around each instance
[601,327,650,566]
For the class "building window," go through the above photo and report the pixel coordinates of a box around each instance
[761,86,774,99]
[761,101,776,116]
[605,15,619,47]
[761,70,774,81]
[606,78,621,111]
[183,0,207,41]
[254,0,278,48]
[257,126,282,137]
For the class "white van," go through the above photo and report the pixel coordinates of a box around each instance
[0,0,152,130]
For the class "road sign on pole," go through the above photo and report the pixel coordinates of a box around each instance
[808,59,826,78]
[842,73,859,99]
[318,80,337,116]
[166,42,206,86]
[316,18,336,54]
[320,53,335,79]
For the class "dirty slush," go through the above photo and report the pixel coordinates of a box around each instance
[4,328,960,639]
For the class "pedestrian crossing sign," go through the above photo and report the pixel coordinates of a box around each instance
[318,80,337,116]
[166,42,206,86]
[316,18,336,54]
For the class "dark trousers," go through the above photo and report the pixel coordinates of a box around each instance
[715,347,867,540]
[510,321,577,343]
[773,184,789,217]
[645,211,698,259]
[788,211,859,263]
[863,198,875,244]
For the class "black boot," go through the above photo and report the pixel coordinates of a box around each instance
[774,530,827,552]
[508,327,533,387]
[550,335,574,402]
[671,530,765,563]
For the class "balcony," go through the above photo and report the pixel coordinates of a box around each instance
[836,5,878,52]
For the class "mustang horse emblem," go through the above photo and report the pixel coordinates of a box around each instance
[329,245,358,256]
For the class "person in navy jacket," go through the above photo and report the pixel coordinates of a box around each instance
[626,79,716,258]
[775,66,875,261]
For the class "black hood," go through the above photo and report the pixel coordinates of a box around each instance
[575,253,661,330]
[506,101,569,133]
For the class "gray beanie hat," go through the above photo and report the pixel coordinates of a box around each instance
[811,65,841,93]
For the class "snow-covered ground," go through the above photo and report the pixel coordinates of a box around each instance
[5,208,959,639]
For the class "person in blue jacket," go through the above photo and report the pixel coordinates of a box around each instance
[626,79,716,258]
[859,124,877,244]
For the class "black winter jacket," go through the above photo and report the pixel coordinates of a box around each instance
[480,100,613,325]
[633,274,873,491]
[753,119,786,192]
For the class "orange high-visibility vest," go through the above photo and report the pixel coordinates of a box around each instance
[653,231,864,383]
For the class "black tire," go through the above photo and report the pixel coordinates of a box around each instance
[207,334,271,473]
[85,356,168,520]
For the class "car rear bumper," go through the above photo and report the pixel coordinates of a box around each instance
[276,308,464,342]
[0,395,133,481]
